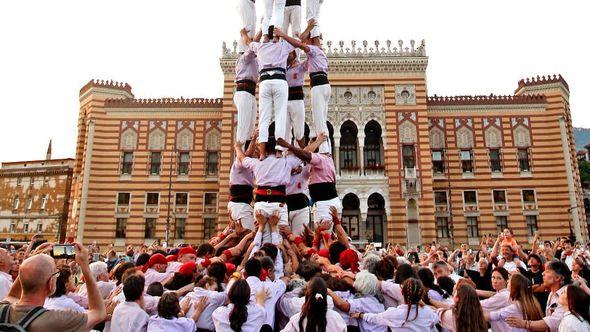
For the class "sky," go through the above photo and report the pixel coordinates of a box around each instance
[0,0,588,163]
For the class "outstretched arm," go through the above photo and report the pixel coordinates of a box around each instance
[274,28,310,53]
[277,138,312,163]
[304,133,327,153]
[299,19,316,43]
[241,28,252,46]
[234,141,247,163]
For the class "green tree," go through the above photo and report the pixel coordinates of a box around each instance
[579,160,590,183]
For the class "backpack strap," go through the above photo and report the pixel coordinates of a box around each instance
[0,304,11,323]
[15,306,47,329]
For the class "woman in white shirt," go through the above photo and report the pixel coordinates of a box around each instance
[282,276,346,332]
[478,266,510,328]
[485,273,543,332]
[44,265,85,313]
[351,277,439,331]
[147,292,206,332]
[438,281,487,332]
[212,278,268,332]
[558,284,590,332]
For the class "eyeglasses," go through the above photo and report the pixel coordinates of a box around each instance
[50,271,60,279]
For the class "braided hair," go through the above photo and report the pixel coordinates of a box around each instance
[401,278,425,325]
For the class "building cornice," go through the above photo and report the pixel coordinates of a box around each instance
[516,74,569,93]
[104,97,223,108]
[80,79,134,97]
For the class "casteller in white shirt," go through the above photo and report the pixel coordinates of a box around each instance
[281,309,347,332]
[44,294,86,313]
[212,303,266,332]
[111,301,149,332]
[362,304,439,332]
[147,315,196,332]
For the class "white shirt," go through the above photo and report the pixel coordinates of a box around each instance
[380,280,403,309]
[480,288,510,332]
[147,315,196,332]
[363,304,439,332]
[184,288,227,331]
[111,301,149,332]
[347,295,387,332]
[166,262,182,274]
[44,294,86,313]
[78,280,115,299]
[281,309,347,332]
[559,312,590,332]
[489,303,527,332]
[144,268,172,289]
[212,303,266,332]
[245,276,287,326]
[0,271,13,300]
[278,289,335,318]
[500,259,527,273]
[114,290,160,315]
[543,286,568,332]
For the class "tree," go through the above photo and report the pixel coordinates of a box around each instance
[579,160,590,184]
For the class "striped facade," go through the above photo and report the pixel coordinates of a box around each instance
[66,40,588,248]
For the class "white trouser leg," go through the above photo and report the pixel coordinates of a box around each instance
[306,0,323,38]
[313,196,342,225]
[270,0,286,33]
[283,6,302,36]
[289,207,310,237]
[227,201,255,231]
[258,80,274,144]
[237,0,257,52]
[254,201,288,243]
[234,91,257,144]
[271,79,289,151]
[287,99,305,143]
[311,84,332,153]
[262,0,274,35]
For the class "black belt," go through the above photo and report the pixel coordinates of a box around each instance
[255,185,287,203]
[288,86,304,100]
[286,193,309,212]
[236,80,256,96]
[309,182,338,202]
[310,71,329,87]
[286,0,301,6]
[230,185,254,204]
[260,67,287,82]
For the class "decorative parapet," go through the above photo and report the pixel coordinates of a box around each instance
[104,97,223,108]
[516,74,569,93]
[427,94,547,106]
[220,39,428,74]
[80,79,133,97]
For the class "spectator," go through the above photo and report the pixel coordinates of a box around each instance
[78,261,114,299]
[0,243,106,331]
[44,265,85,313]
[417,267,448,304]
[465,257,493,291]
[111,273,149,332]
[0,248,14,300]
[557,284,590,331]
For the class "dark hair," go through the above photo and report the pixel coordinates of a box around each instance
[260,244,278,262]
[245,258,262,278]
[197,243,215,257]
[299,277,328,332]
[417,268,446,303]
[452,284,486,332]
[395,264,417,284]
[208,262,227,291]
[401,278,425,325]
[566,285,590,323]
[296,261,322,281]
[265,137,277,153]
[527,254,543,268]
[492,267,509,282]
[135,253,150,267]
[228,279,250,332]
[157,293,181,320]
[196,276,218,289]
[375,258,396,281]
[408,252,420,264]
[123,274,145,302]
[51,265,72,298]
[328,242,346,265]
[260,256,275,273]
[319,274,352,292]
[547,260,572,286]
[437,276,455,298]
[147,282,164,297]
[114,262,135,285]
[164,273,194,291]
[432,260,448,271]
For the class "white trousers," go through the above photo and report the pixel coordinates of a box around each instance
[282,5,302,36]
[286,99,305,143]
[228,201,255,232]
[262,0,286,36]
[312,196,342,224]
[259,79,289,149]
[311,84,332,154]
[289,207,310,237]
[234,91,257,144]
[254,201,288,244]
[236,0,257,53]
[306,0,324,38]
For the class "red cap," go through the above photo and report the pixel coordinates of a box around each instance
[178,261,197,276]
[318,248,330,258]
[339,249,359,273]
[225,262,236,275]
[142,253,168,272]
[166,255,178,262]
[178,247,197,258]
[201,258,211,269]
[260,268,268,281]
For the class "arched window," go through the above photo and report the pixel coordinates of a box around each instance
[342,193,361,241]
[205,129,221,176]
[339,121,358,170]
[367,193,386,244]
[364,120,383,169]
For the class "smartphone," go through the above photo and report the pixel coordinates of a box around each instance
[51,244,75,259]
[93,253,100,262]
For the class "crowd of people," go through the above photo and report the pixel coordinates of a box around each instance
[2,0,590,331]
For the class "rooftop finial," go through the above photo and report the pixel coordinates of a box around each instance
[45,139,52,160]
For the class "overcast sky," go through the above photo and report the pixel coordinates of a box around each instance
[0,0,588,163]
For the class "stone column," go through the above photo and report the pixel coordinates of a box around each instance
[360,195,368,242]
[358,133,365,176]
[334,133,341,175]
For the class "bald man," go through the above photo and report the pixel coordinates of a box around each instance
[0,248,13,300]
[0,243,106,331]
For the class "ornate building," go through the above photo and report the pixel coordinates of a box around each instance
[66,39,588,248]
[0,143,73,242]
